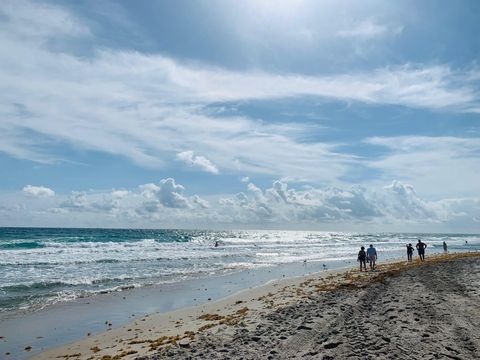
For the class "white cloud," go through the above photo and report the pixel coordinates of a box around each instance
[432,198,480,224]
[378,181,436,220]
[157,178,190,208]
[60,191,88,210]
[240,176,250,183]
[364,136,480,198]
[191,195,210,209]
[3,179,478,230]
[267,180,290,203]
[122,59,475,111]
[216,180,452,225]
[22,185,55,198]
[0,0,478,188]
[0,0,479,216]
[337,19,402,38]
[139,178,191,210]
[0,0,90,39]
[91,192,126,212]
[111,190,130,199]
[48,207,68,214]
[52,189,129,214]
[139,183,160,199]
[176,151,219,174]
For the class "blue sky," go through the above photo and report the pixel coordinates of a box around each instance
[0,0,479,231]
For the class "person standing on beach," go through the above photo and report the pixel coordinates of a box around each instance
[406,243,414,262]
[416,239,427,261]
[443,241,448,253]
[367,244,377,270]
[358,246,367,271]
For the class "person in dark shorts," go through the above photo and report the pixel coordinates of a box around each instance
[406,243,414,262]
[443,241,448,253]
[358,246,367,271]
[416,239,427,261]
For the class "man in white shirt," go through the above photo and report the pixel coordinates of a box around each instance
[367,244,377,270]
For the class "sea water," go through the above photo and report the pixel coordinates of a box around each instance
[1,228,478,315]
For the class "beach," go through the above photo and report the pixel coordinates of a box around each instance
[26,252,480,360]
[2,1,480,359]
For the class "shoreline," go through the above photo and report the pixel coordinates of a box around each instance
[2,257,353,359]
[24,251,480,360]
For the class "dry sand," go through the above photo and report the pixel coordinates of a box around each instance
[29,252,480,360]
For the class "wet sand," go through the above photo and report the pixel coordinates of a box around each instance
[2,258,349,359]
[28,252,480,360]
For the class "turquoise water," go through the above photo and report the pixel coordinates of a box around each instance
[1,227,478,314]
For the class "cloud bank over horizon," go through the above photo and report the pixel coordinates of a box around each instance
[1,179,477,232]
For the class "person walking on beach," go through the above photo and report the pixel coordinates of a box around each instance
[416,239,427,261]
[443,241,448,253]
[367,244,377,271]
[406,243,414,262]
[358,246,367,271]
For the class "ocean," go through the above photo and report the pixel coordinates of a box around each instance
[1,227,478,315]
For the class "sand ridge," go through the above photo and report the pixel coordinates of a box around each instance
[29,252,480,360]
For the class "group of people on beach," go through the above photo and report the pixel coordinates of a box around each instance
[357,239,448,271]
[357,244,377,272]
[407,239,428,262]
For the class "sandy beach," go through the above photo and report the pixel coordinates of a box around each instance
[3,1,480,359]
[26,252,480,360]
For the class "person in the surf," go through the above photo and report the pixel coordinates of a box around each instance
[366,244,377,270]
[443,241,448,253]
[406,243,414,262]
[357,246,367,271]
[416,239,427,261]
[214,241,219,248]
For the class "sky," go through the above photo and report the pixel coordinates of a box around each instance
[0,0,479,231]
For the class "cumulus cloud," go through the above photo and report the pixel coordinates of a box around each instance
[136,200,161,215]
[111,190,129,199]
[60,191,88,210]
[216,180,443,225]
[138,178,201,212]
[157,178,190,208]
[378,181,436,220]
[22,185,55,198]
[191,195,210,209]
[4,179,479,230]
[267,180,290,203]
[54,189,130,214]
[48,207,68,214]
[176,151,219,174]
[433,198,480,224]
[91,193,124,212]
[139,183,160,199]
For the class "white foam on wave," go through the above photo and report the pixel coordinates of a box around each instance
[223,262,273,270]
[0,238,239,266]
[2,230,479,314]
